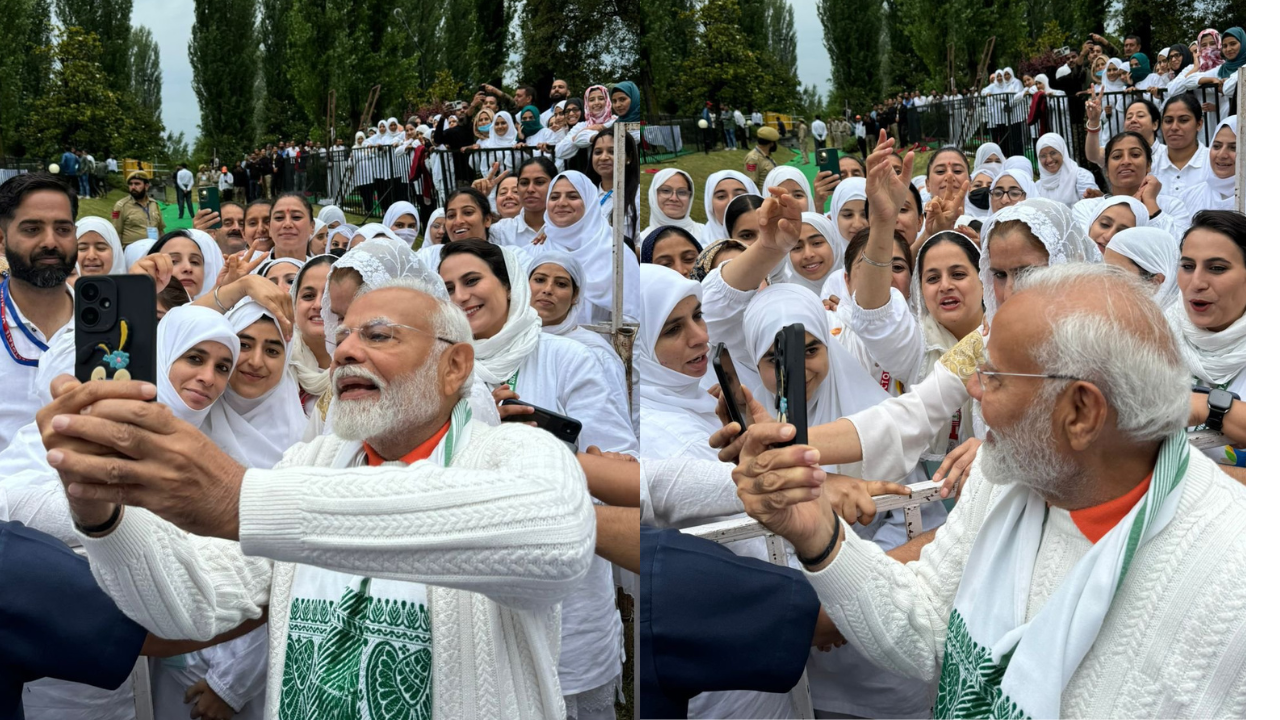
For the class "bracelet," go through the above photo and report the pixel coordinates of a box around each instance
[213,285,228,311]
[799,509,842,567]
[1086,123,1102,133]
[861,252,892,268]
[75,504,123,538]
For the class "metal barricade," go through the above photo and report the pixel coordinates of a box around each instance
[680,479,947,719]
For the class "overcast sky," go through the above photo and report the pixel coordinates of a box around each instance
[789,0,833,98]
[133,0,200,141]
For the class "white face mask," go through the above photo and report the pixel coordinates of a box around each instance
[394,228,418,244]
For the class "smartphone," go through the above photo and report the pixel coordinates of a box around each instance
[817,147,840,177]
[500,399,583,448]
[773,323,808,447]
[74,275,158,387]
[711,343,751,432]
[198,186,221,229]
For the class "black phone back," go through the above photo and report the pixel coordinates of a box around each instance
[501,399,583,447]
[74,275,157,386]
[711,342,751,432]
[774,323,808,446]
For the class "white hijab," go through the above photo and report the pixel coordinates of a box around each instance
[975,142,1006,167]
[207,299,307,468]
[538,170,632,321]
[528,251,585,336]
[1073,195,1150,244]
[993,168,1041,204]
[354,223,398,246]
[142,229,225,299]
[1002,156,1034,178]
[827,177,867,225]
[75,216,126,275]
[641,168,705,241]
[317,205,347,227]
[967,164,1000,218]
[784,212,848,296]
[290,255,338,397]
[468,246,543,386]
[979,198,1102,322]
[742,284,890,471]
[258,256,304,279]
[1107,227,1181,311]
[424,208,446,245]
[480,111,519,149]
[1035,133,1084,205]
[702,170,759,241]
[326,224,357,254]
[762,165,815,212]
[382,201,420,229]
[1166,307,1245,387]
[637,264,718,417]
[156,305,241,430]
[1205,116,1238,199]
[1102,57,1129,92]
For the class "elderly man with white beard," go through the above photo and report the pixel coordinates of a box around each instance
[723,263,1245,719]
[35,278,597,720]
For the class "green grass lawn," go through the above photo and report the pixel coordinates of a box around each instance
[640,141,932,226]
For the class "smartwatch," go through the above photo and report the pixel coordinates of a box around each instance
[1194,385,1239,432]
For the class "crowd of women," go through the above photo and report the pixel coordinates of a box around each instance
[633,57,1244,710]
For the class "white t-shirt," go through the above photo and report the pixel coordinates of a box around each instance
[0,285,70,448]
[1151,143,1211,198]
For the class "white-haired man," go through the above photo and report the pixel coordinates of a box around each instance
[725,263,1245,718]
[37,277,597,719]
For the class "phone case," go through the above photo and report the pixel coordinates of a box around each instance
[711,342,750,431]
[198,187,222,229]
[74,275,158,386]
[500,399,583,447]
[774,323,808,446]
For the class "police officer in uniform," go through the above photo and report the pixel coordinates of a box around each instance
[112,171,165,246]
[744,126,780,187]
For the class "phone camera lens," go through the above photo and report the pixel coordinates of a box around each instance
[81,283,100,302]
[81,307,100,326]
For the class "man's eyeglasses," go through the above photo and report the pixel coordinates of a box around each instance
[334,320,457,348]
[990,188,1026,201]
[656,187,692,200]
[974,367,1083,391]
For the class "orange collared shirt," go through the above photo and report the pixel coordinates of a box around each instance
[1069,472,1153,544]
[363,421,451,467]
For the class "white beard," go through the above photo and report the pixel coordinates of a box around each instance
[978,388,1086,500]
[330,353,442,445]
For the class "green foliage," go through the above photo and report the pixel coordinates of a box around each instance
[189,0,259,162]
[53,0,132,93]
[896,0,1029,93]
[637,0,697,115]
[519,0,640,103]
[819,0,884,110]
[676,0,799,114]
[163,130,190,166]
[21,27,129,158]
[258,0,309,144]
[0,0,53,156]
[128,26,162,130]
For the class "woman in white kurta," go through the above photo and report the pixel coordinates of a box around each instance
[489,157,557,249]
[1035,132,1099,206]
[1074,131,1191,238]
[701,170,759,241]
[437,241,628,720]
[1180,115,1238,214]
[639,168,706,241]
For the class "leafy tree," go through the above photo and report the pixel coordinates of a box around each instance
[471,0,507,85]
[128,26,162,130]
[636,0,695,115]
[162,130,190,165]
[895,0,1028,92]
[677,0,797,114]
[53,0,132,92]
[519,0,640,102]
[0,0,53,155]
[819,0,884,111]
[440,0,478,87]
[258,0,309,143]
[22,27,129,158]
[189,0,259,163]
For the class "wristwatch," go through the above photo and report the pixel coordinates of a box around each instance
[1194,385,1239,432]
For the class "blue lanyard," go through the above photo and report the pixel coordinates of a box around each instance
[599,190,613,207]
[1,277,48,366]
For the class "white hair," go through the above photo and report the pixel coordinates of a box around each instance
[355,276,475,394]
[1014,262,1188,443]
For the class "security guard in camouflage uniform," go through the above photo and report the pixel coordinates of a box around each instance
[744,126,780,187]
[112,171,165,246]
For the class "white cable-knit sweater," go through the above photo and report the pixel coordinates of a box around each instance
[806,446,1247,718]
[80,421,597,720]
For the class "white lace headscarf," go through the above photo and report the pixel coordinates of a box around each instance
[320,237,445,345]
[979,198,1101,322]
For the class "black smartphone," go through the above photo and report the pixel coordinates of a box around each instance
[817,147,840,177]
[74,275,157,387]
[500,399,583,448]
[711,343,751,432]
[198,186,221,229]
[773,323,808,447]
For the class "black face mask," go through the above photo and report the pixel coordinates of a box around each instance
[967,188,991,211]
[330,247,346,258]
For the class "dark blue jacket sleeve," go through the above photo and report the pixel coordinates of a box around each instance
[0,521,147,690]
[640,526,819,719]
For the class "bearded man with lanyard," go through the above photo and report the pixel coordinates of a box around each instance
[39,276,597,720]
[722,262,1245,718]
[0,174,77,448]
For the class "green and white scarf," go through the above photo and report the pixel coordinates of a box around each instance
[279,399,473,720]
[933,430,1190,719]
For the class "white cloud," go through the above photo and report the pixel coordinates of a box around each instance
[133,0,200,142]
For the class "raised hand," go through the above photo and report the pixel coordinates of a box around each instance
[234,274,295,340]
[865,130,915,227]
[925,177,969,237]
[757,186,804,254]
[472,162,509,196]
[1085,85,1103,125]
[128,253,174,294]
[1135,174,1163,215]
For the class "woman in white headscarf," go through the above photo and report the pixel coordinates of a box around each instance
[316,204,346,230]
[1103,227,1181,311]
[783,211,847,296]
[528,250,635,433]
[325,224,357,255]
[987,167,1040,216]
[818,177,869,306]
[350,222,398,250]
[436,240,630,720]
[702,170,759,241]
[1180,116,1238,214]
[1034,132,1098,206]
[423,208,446,245]
[474,110,519,174]
[974,141,1006,167]
[524,170,640,324]
[75,216,125,276]
[290,254,337,417]
[639,168,705,241]
[965,164,1000,218]
[130,229,226,299]
[762,165,814,211]
[1074,195,1149,255]
[381,200,420,245]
